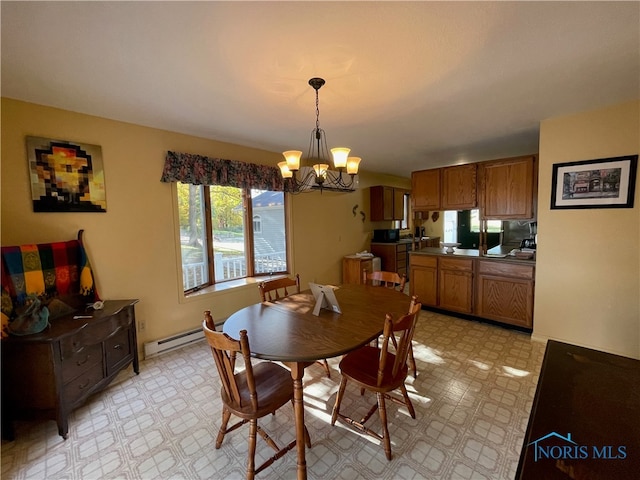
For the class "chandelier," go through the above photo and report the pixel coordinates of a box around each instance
[278,77,361,193]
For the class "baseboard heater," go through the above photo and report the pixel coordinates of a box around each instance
[144,328,205,359]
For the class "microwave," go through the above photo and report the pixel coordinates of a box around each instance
[373,229,400,243]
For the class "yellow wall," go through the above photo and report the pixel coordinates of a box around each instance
[535,100,640,359]
[1,98,409,351]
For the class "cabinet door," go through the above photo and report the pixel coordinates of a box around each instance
[438,258,474,314]
[480,155,536,219]
[411,169,441,211]
[441,164,477,210]
[370,186,393,221]
[410,255,437,306]
[393,188,407,220]
[476,261,534,328]
[370,244,396,272]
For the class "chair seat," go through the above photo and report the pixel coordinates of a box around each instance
[221,362,294,419]
[339,346,408,393]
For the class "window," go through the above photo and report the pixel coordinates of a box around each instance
[177,183,288,292]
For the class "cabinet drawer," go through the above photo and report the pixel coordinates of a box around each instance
[60,309,134,359]
[410,255,437,268]
[63,362,104,406]
[439,257,474,272]
[61,343,103,384]
[106,328,133,375]
[478,261,534,279]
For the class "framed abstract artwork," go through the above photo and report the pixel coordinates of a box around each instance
[26,136,107,212]
[550,155,638,210]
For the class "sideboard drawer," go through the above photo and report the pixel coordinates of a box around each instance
[106,327,133,375]
[63,362,104,406]
[61,342,103,384]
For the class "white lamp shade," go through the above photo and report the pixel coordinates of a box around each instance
[331,147,350,169]
[282,150,302,171]
[346,157,361,174]
[278,161,293,178]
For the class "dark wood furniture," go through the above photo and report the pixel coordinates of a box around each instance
[1,299,139,440]
[342,255,373,284]
[517,340,640,480]
[223,284,412,480]
[258,274,331,378]
[331,297,422,460]
[203,311,309,480]
[370,241,412,276]
[370,185,408,221]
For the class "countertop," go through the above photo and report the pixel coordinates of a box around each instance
[411,246,536,265]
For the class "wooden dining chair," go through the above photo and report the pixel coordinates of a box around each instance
[330,296,422,461]
[362,270,417,378]
[258,274,301,302]
[202,311,310,480]
[258,275,332,378]
[362,270,407,291]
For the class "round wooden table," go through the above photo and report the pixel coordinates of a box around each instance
[223,283,412,480]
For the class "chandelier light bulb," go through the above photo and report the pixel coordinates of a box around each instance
[331,147,350,169]
[282,150,302,171]
[346,157,361,175]
[278,161,293,178]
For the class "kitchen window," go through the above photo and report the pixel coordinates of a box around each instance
[177,183,289,293]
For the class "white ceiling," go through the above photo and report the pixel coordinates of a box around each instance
[2,1,639,177]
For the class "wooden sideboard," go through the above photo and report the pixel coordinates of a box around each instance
[1,299,139,440]
[342,255,373,284]
[517,340,640,479]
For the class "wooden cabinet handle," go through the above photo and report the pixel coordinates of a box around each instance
[113,344,123,350]
[79,380,90,389]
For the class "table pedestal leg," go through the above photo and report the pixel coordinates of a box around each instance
[287,361,307,480]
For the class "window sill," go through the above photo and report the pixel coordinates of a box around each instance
[183,275,289,300]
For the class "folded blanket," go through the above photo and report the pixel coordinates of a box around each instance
[1,239,96,309]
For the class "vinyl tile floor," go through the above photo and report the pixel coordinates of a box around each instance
[1,310,546,480]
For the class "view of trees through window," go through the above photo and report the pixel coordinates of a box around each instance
[177,183,288,292]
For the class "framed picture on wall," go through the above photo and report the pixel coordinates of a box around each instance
[550,155,638,209]
[26,136,107,212]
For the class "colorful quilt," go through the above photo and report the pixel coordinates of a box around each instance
[1,239,98,320]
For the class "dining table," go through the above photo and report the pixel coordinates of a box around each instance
[223,282,413,480]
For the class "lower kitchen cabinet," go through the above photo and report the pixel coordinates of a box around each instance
[409,254,437,306]
[476,261,534,328]
[438,257,474,314]
[410,253,535,330]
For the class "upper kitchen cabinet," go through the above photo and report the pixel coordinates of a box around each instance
[441,164,477,210]
[479,155,537,219]
[412,164,477,212]
[370,186,408,221]
[411,169,441,211]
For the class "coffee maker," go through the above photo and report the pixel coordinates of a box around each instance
[520,222,537,249]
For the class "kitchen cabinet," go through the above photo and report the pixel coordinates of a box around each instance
[370,242,412,277]
[409,254,437,306]
[438,257,474,314]
[342,255,373,284]
[1,300,139,440]
[476,260,534,328]
[411,169,441,211]
[411,164,477,212]
[479,155,536,219]
[441,164,477,210]
[410,251,535,330]
[370,186,407,221]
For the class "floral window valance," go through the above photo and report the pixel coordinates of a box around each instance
[160,150,286,191]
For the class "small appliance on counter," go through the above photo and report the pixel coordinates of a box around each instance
[372,228,400,243]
